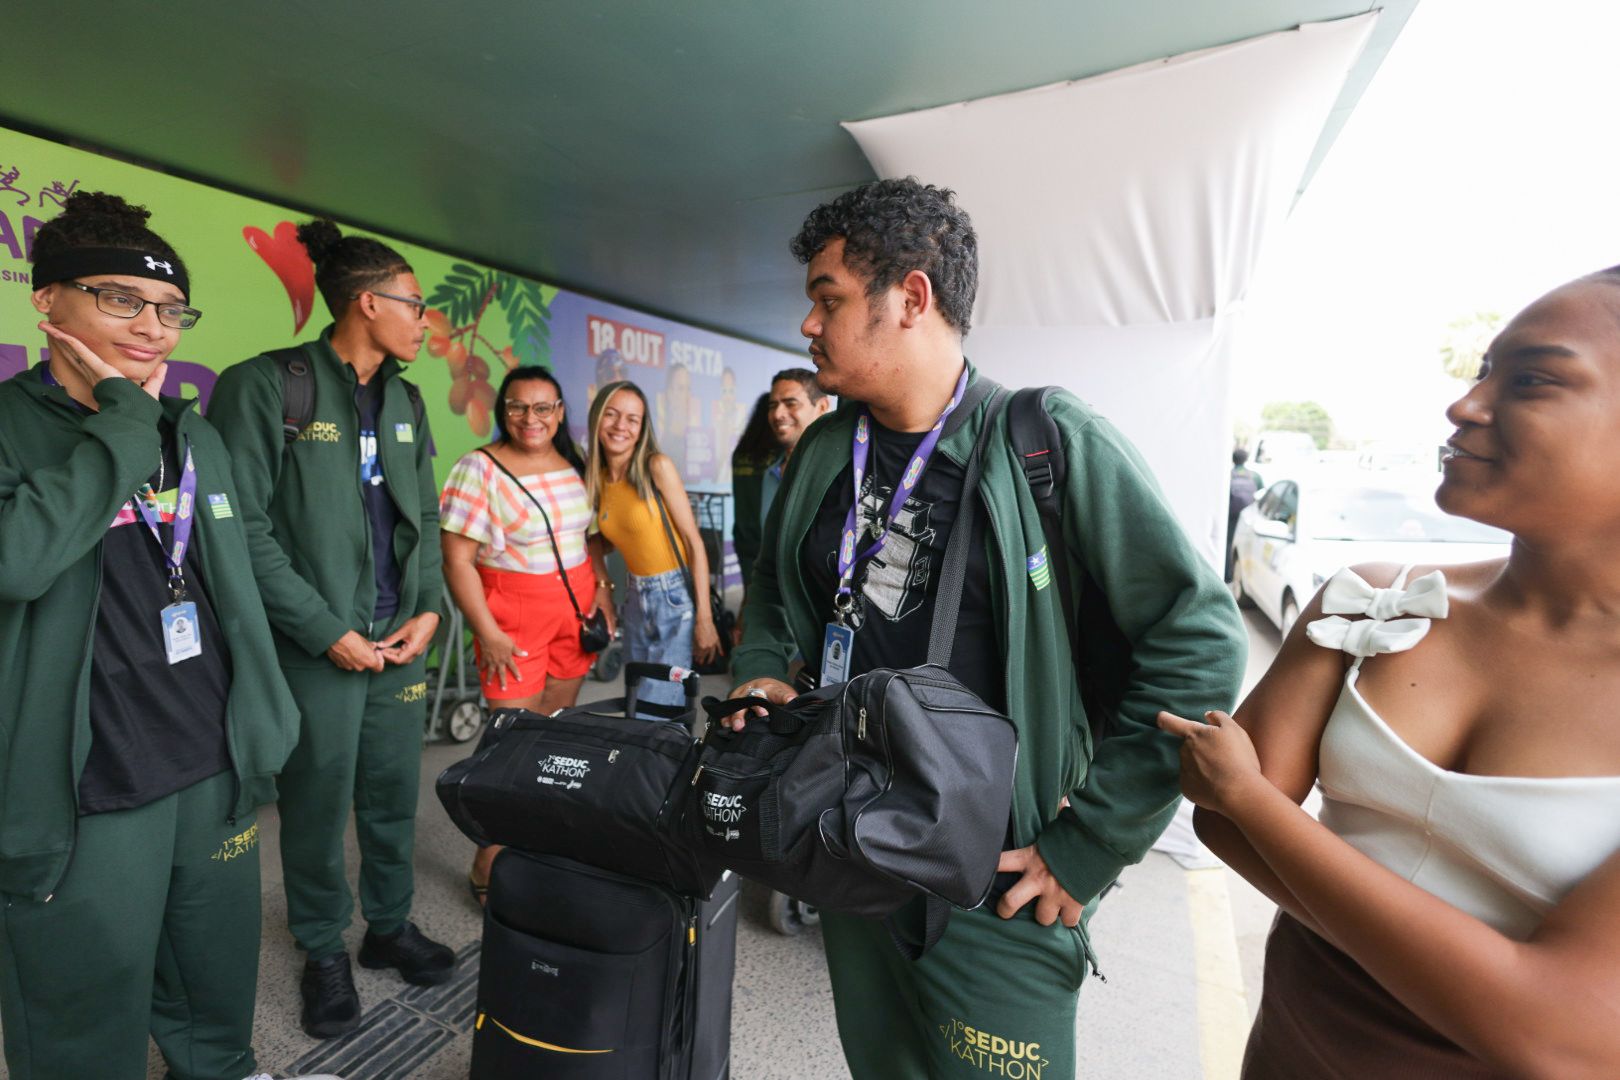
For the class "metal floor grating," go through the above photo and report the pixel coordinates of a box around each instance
[284,942,480,1080]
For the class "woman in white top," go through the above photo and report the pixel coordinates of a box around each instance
[1162,267,1620,1079]
[440,365,614,900]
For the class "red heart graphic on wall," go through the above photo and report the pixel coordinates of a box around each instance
[243,222,315,334]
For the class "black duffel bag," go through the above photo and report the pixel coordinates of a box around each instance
[681,390,1018,953]
[436,665,719,897]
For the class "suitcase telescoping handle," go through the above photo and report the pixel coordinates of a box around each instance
[624,662,702,704]
[624,662,703,723]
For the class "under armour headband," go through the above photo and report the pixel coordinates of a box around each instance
[31,246,190,300]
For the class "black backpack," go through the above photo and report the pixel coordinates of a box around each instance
[267,345,424,446]
[1005,387,1129,748]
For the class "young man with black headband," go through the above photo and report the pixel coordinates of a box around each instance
[210,219,449,1038]
[726,179,1246,1079]
[0,191,331,1080]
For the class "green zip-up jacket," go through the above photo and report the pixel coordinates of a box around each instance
[0,368,299,900]
[732,366,1247,905]
[207,328,443,660]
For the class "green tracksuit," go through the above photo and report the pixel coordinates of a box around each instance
[732,364,1246,1078]
[209,328,443,957]
[0,368,298,1079]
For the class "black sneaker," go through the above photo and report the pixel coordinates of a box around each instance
[299,952,360,1039]
[358,921,455,986]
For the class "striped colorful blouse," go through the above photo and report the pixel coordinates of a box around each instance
[439,450,591,574]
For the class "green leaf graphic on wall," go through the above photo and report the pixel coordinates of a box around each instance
[425,265,553,437]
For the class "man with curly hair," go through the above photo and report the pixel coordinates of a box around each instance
[727,177,1245,1078]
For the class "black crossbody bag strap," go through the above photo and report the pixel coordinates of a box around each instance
[651,486,697,604]
[924,388,1007,668]
[884,388,1008,962]
[478,448,586,620]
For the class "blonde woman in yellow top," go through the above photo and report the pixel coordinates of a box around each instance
[587,381,720,710]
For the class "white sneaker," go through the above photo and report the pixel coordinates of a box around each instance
[241,1074,345,1080]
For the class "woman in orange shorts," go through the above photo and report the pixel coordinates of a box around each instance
[440,365,614,899]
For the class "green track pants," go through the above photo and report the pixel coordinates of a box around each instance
[276,656,427,958]
[0,770,261,1080]
[821,902,1097,1080]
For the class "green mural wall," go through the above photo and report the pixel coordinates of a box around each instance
[0,126,797,493]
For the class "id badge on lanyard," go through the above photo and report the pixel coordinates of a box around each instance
[822,368,969,687]
[132,439,203,665]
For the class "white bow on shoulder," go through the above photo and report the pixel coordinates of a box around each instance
[1320,569,1449,622]
[1306,615,1433,658]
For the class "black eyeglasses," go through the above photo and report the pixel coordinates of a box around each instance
[354,290,428,319]
[67,282,202,329]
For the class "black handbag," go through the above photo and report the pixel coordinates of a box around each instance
[681,391,1018,955]
[479,448,613,653]
[435,663,719,897]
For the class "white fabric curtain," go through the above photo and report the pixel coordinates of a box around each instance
[844,13,1379,563]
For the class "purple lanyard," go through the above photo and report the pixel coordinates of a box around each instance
[132,439,198,602]
[834,367,969,619]
[40,363,195,598]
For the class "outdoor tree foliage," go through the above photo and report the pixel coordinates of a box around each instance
[1439,310,1503,382]
[1259,400,1335,449]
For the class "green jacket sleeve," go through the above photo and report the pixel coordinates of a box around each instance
[1035,401,1247,904]
[731,460,763,590]
[0,380,161,601]
[208,360,352,657]
[411,403,444,620]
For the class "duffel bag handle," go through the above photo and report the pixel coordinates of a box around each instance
[885,895,952,963]
[700,695,804,737]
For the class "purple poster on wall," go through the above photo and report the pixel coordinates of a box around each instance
[546,291,795,493]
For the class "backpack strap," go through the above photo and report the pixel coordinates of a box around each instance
[267,346,315,447]
[1006,387,1113,747]
[271,346,426,446]
[402,379,425,428]
[1007,387,1073,633]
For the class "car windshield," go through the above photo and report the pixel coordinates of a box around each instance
[1305,487,1510,544]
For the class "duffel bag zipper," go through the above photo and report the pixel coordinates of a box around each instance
[899,672,1014,717]
[530,727,691,762]
[690,758,788,787]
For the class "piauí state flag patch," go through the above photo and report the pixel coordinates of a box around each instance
[394,422,414,443]
[207,492,234,519]
[1027,546,1052,591]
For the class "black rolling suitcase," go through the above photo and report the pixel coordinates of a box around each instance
[468,663,738,1080]
[473,851,739,1080]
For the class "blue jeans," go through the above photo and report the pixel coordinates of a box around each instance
[622,567,694,711]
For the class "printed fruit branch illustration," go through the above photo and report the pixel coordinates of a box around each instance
[425,264,552,437]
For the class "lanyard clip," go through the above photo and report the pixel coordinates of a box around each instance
[168,573,187,604]
[833,590,856,627]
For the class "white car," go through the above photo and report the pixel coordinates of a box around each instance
[1229,476,1511,637]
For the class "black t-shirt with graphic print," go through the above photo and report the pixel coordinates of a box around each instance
[801,417,1005,712]
[79,420,233,815]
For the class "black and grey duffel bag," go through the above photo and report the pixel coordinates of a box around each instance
[683,392,1019,951]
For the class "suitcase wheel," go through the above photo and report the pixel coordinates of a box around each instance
[765,890,819,935]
